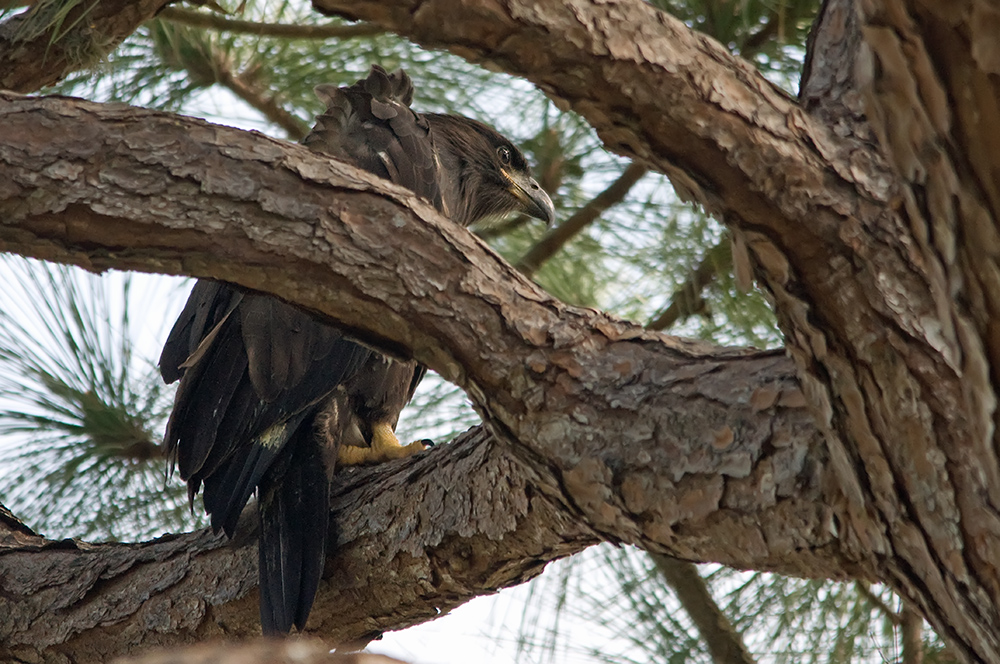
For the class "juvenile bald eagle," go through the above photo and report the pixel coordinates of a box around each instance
[159,66,555,635]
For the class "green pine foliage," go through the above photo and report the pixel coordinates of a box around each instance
[503,545,944,664]
[510,547,711,664]
[719,570,896,663]
[0,259,201,540]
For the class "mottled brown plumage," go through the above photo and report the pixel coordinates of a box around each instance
[159,65,554,635]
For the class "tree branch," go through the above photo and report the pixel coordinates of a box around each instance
[216,62,309,140]
[855,581,900,626]
[901,605,925,664]
[739,8,783,56]
[306,3,1000,661]
[157,7,381,40]
[0,500,35,536]
[145,18,310,139]
[5,0,1000,660]
[0,429,592,659]
[650,554,757,664]
[0,0,171,92]
[646,237,732,331]
[2,409,832,660]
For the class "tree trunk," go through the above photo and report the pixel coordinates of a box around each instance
[2,0,1000,662]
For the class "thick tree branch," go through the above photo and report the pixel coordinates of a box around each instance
[0,93,853,660]
[0,429,592,660]
[0,0,171,92]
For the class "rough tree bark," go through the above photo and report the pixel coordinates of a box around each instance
[1,0,998,663]
[0,0,172,92]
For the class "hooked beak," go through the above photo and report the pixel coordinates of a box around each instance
[507,170,556,225]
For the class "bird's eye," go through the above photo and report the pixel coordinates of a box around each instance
[497,146,511,165]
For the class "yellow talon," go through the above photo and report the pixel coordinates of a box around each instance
[337,422,428,466]
[337,444,375,465]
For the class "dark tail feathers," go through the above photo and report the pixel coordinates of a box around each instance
[257,418,331,634]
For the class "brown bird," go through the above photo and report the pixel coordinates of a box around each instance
[159,65,554,635]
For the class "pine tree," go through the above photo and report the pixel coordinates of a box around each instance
[0,1,987,662]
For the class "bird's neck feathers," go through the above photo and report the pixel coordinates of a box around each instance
[426,114,507,227]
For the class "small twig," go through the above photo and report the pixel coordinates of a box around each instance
[217,65,309,139]
[514,162,647,278]
[741,8,783,55]
[646,237,731,331]
[116,438,164,462]
[158,6,382,40]
[900,605,924,664]
[855,581,901,625]
[651,554,758,664]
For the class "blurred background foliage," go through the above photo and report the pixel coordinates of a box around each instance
[0,0,955,661]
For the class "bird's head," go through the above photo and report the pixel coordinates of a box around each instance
[426,114,555,227]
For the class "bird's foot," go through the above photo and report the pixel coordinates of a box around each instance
[337,422,428,465]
